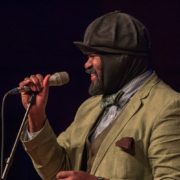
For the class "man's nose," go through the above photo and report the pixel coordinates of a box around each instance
[84,59,92,69]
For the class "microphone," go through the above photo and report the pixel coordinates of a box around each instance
[7,71,70,95]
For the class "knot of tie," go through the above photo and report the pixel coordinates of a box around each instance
[101,90,124,109]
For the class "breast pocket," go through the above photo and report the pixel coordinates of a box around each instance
[96,139,148,179]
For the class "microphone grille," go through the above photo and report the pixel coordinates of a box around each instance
[48,71,70,86]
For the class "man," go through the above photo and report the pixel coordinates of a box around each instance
[20,11,180,180]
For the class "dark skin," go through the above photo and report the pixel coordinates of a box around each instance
[19,54,108,180]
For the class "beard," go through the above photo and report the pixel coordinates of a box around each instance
[86,67,104,96]
[88,77,103,96]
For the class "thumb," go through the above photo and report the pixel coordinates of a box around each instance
[43,74,51,87]
[41,74,50,95]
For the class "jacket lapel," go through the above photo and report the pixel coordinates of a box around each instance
[90,73,160,174]
[91,96,142,173]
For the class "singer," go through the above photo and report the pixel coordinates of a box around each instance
[20,11,180,180]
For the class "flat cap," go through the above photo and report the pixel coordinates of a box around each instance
[74,11,151,56]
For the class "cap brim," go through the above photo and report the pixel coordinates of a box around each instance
[74,41,149,56]
[73,41,99,55]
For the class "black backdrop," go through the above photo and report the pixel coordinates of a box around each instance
[0,1,179,179]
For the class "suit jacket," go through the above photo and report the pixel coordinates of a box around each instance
[22,73,180,180]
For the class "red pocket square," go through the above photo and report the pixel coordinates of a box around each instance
[115,137,135,155]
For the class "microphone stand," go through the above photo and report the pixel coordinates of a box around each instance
[1,93,36,180]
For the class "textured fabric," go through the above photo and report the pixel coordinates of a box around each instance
[26,127,42,140]
[101,70,152,108]
[86,119,116,172]
[101,91,123,109]
[74,11,151,56]
[92,70,152,140]
[100,54,150,95]
[21,73,180,180]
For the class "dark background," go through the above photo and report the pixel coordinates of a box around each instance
[0,0,179,179]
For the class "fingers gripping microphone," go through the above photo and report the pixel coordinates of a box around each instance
[48,72,69,86]
[7,72,70,95]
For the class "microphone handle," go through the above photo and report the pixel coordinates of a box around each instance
[7,86,33,95]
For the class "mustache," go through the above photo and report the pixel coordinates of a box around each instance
[85,67,96,75]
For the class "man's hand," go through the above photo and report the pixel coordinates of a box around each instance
[56,170,97,180]
[19,74,50,132]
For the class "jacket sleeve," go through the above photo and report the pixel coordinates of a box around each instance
[21,120,72,180]
[148,96,180,179]
[21,96,100,180]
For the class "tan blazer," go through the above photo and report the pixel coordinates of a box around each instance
[22,73,180,180]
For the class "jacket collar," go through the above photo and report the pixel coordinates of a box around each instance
[90,72,160,174]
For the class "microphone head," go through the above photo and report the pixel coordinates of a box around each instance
[48,72,70,86]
